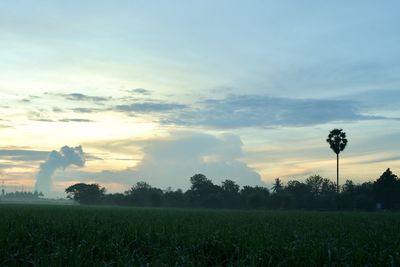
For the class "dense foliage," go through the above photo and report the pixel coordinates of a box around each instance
[1,205,400,266]
[65,183,106,205]
[65,169,400,210]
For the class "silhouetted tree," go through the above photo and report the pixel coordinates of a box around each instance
[163,188,185,207]
[342,179,355,194]
[221,179,240,194]
[338,180,356,210]
[373,168,400,209]
[270,178,292,208]
[241,186,270,209]
[189,174,213,191]
[305,175,336,209]
[338,180,374,210]
[103,193,127,206]
[186,174,222,208]
[354,181,374,210]
[65,183,106,204]
[305,175,324,196]
[271,178,283,193]
[326,129,348,192]
[221,179,240,208]
[284,180,312,208]
[63,170,400,211]
[125,181,163,206]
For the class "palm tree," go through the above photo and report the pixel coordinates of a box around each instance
[271,178,283,193]
[326,129,348,193]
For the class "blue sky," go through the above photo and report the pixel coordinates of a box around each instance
[0,1,399,196]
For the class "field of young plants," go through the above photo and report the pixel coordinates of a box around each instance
[1,204,400,266]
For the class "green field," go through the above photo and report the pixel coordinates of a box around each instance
[1,205,400,266]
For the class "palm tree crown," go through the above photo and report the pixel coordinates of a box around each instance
[326,129,348,155]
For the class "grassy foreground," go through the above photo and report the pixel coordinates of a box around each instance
[1,205,400,266]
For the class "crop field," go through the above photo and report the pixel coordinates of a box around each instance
[1,205,400,266]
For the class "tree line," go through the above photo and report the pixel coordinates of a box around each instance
[0,191,43,201]
[65,168,400,210]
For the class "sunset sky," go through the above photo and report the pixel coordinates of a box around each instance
[1,1,399,196]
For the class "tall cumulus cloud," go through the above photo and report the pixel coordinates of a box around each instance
[54,132,263,190]
[35,146,85,196]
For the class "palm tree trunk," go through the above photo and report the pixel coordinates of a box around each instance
[336,153,339,193]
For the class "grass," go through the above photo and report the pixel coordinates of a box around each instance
[1,204,400,266]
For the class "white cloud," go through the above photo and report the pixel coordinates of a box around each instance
[54,132,263,191]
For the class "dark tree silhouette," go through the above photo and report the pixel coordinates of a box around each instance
[326,129,348,192]
[241,186,269,209]
[187,174,221,208]
[221,180,240,208]
[163,188,185,207]
[305,175,336,196]
[221,179,240,194]
[65,183,106,204]
[373,168,400,209]
[125,181,163,206]
[62,170,400,211]
[271,178,283,193]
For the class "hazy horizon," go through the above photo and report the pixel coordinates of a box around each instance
[1,1,400,197]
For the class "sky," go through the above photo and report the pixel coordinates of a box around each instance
[0,0,400,197]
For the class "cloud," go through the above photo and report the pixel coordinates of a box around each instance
[0,163,17,169]
[71,107,106,113]
[164,94,387,129]
[0,149,49,161]
[345,89,400,111]
[21,95,40,104]
[57,132,263,190]
[116,101,186,113]
[62,93,111,102]
[127,88,152,95]
[52,107,64,113]
[31,118,55,122]
[28,110,53,122]
[25,89,397,130]
[354,155,400,165]
[59,118,94,122]
[85,154,104,161]
[35,146,86,196]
